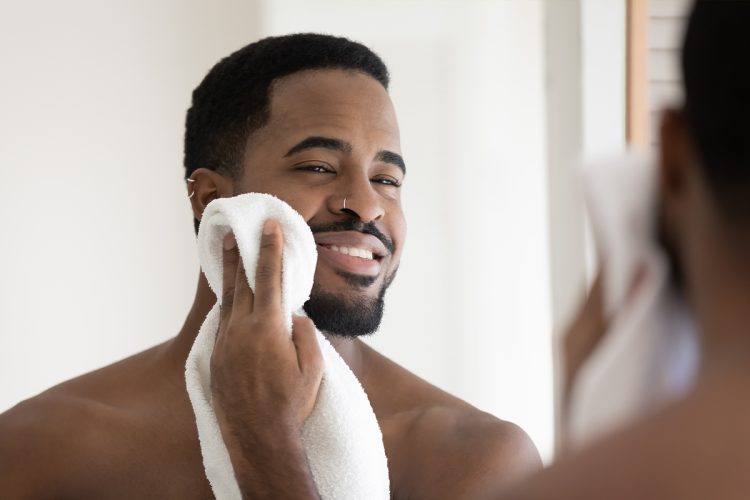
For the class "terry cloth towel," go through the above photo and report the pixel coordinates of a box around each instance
[566,152,700,448]
[185,193,390,499]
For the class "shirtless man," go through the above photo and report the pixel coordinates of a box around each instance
[502,2,750,498]
[0,34,540,498]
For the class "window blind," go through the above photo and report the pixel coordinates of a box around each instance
[648,0,691,146]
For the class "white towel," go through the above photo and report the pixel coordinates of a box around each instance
[185,193,390,499]
[566,152,700,448]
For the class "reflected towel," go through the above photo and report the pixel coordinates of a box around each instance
[567,153,700,448]
[184,193,390,499]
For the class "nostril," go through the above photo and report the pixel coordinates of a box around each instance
[341,207,359,219]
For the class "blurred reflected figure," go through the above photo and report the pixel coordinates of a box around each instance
[504,1,750,498]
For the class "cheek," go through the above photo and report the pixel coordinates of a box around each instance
[389,211,407,257]
[239,180,326,221]
[238,164,328,219]
[274,191,327,221]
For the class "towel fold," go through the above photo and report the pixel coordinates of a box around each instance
[566,153,700,448]
[185,193,390,499]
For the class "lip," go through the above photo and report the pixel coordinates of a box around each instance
[313,231,388,278]
[313,231,389,258]
[316,245,382,277]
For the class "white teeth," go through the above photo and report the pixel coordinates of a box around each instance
[327,245,374,260]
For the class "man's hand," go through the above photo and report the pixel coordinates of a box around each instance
[562,264,650,398]
[562,272,607,403]
[210,219,323,499]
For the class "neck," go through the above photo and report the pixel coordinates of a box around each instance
[697,283,750,375]
[693,243,750,376]
[163,273,370,377]
[163,272,216,365]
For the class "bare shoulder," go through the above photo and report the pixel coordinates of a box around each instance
[0,344,177,498]
[396,405,541,499]
[0,388,129,498]
[361,343,541,498]
[503,377,750,500]
[420,406,541,474]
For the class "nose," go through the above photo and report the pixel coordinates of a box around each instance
[327,173,385,222]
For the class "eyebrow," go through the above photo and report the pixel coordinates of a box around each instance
[375,150,406,175]
[284,135,406,175]
[284,136,352,157]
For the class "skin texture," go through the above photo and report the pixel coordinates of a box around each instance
[0,69,541,499]
[499,108,750,500]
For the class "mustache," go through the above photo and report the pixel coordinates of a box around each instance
[308,219,395,255]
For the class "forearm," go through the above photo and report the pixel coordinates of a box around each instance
[222,421,320,500]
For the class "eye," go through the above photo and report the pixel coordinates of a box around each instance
[372,176,402,187]
[296,163,335,174]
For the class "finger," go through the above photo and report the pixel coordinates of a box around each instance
[233,250,255,315]
[220,233,239,328]
[625,261,649,303]
[291,316,323,379]
[253,219,284,313]
[582,270,606,341]
[563,271,607,387]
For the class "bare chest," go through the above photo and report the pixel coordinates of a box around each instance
[62,406,214,499]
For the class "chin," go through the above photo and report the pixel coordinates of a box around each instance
[303,282,387,338]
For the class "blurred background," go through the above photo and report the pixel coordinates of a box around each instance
[0,0,691,462]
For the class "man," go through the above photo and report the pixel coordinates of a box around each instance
[0,34,540,498]
[502,1,750,498]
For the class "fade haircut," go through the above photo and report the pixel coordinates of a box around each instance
[682,0,750,220]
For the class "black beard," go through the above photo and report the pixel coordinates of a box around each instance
[303,269,396,337]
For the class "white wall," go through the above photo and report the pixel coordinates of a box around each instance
[582,0,627,159]
[0,0,627,465]
[0,0,262,406]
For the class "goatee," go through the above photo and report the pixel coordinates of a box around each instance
[303,270,396,337]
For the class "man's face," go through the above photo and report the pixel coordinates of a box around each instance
[236,69,406,336]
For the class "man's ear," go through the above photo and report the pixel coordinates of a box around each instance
[187,167,235,224]
[658,107,698,256]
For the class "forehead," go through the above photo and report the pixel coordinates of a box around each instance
[249,69,401,153]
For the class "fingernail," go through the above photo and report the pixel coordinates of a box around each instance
[223,233,236,250]
[263,219,277,235]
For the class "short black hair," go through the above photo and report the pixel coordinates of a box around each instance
[183,33,389,183]
[683,0,750,219]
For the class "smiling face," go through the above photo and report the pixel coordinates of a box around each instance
[234,68,406,336]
